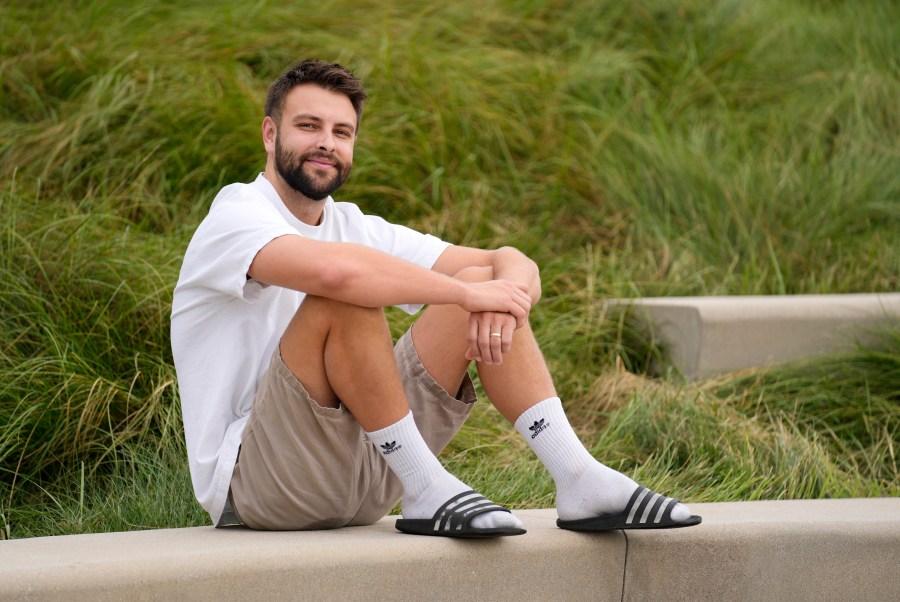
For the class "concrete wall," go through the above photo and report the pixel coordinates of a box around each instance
[611,294,900,379]
[2,499,899,601]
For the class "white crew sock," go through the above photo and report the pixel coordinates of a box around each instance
[514,397,691,522]
[365,411,522,530]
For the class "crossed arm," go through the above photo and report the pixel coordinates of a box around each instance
[429,244,540,364]
[248,235,540,362]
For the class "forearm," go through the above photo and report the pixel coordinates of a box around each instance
[431,244,541,304]
[251,235,468,308]
[316,244,469,308]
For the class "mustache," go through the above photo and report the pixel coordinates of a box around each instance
[302,151,340,165]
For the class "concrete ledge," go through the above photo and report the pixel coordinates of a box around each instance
[2,499,898,601]
[0,510,624,601]
[624,498,900,602]
[611,294,900,379]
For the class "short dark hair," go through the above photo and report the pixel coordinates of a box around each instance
[265,59,367,128]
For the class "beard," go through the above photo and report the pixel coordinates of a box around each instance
[274,137,352,201]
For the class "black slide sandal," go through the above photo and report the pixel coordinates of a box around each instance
[396,490,527,538]
[557,485,702,532]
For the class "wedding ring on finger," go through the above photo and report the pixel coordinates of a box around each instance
[490,332,502,338]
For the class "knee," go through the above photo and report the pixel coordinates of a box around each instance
[298,295,387,328]
[452,265,494,283]
[301,294,383,316]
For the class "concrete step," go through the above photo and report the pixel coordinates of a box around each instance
[611,293,900,379]
[2,498,898,601]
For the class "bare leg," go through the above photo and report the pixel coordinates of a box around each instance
[280,294,408,430]
[280,294,522,532]
[413,268,695,526]
[412,267,556,423]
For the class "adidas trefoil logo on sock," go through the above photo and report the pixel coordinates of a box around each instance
[529,419,549,439]
[380,441,402,455]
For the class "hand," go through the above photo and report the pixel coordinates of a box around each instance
[465,311,518,365]
[460,279,531,328]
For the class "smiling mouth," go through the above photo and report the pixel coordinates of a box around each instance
[305,156,337,170]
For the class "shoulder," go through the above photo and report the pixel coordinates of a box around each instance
[197,180,284,231]
[330,200,405,230]
[209,180,271,213]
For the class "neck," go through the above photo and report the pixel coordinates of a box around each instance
[263,165,326,226]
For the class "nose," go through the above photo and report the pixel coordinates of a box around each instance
[316,129,335,152]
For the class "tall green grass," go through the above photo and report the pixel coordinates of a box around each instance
[1,0,897,538]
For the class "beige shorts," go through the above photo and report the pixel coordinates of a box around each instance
[227,328,476,530]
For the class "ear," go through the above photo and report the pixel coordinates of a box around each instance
[262,115,277,154]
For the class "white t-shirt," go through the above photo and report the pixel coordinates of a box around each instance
[171,174,450,524]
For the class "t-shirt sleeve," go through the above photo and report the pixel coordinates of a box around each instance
[353,211,452,314]
[358,213,451,271]
[176,186,297,306]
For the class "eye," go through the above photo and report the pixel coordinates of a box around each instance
[335,129,352,138]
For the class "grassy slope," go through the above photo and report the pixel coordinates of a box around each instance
[1,0,897,538]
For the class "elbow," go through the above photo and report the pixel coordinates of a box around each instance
[311,256,382,308]
[312,260,355,296]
